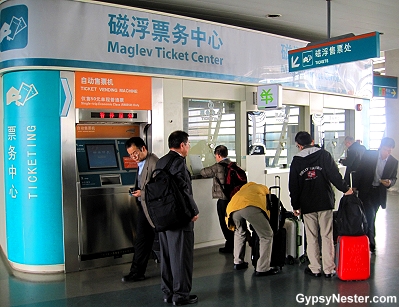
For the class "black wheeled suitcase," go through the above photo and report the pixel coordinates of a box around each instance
[251,176,286,270]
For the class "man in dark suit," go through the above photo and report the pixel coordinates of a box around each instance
[122,137,159,282]
[339,136,366,185]
[353,137,398,253]
[156,130,200,306]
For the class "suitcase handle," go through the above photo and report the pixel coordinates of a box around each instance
[275,175,280,187]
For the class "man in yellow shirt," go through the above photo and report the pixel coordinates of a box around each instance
[226,182,279,276]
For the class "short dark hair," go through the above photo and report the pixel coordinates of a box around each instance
[214,145,228,157]
[380,137,395,149]
[295,131,313,146]
[125,137,147,150]
[168,130,189,149]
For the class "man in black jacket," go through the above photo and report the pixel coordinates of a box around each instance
[156,130,200,306]
[289,131,352,278]
[353,137,398,253]
[339,136,366,185]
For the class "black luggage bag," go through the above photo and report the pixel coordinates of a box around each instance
[251,176,286,270]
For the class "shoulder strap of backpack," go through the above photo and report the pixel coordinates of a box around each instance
[164,154,179,172]
[151,155,179,178]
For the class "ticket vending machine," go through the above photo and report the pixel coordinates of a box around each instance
[75,109,150,268]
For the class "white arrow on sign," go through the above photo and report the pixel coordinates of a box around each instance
[291,56,300,68]
[60,78,72,117]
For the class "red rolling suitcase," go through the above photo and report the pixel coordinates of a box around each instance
[336,235,370,281]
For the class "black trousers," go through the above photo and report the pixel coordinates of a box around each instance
[217,199,234,250]
[159,224,194,301]
[361,187,382,250]
[130,203,155,275]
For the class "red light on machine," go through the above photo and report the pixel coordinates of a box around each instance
[356,104,363,111]
[90,111,138,119]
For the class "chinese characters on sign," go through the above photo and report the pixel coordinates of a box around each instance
[7,126,17,199]
[302,42,352,68]
[108,14,223,49]
[107,13,225,65]
[7,125,38,200]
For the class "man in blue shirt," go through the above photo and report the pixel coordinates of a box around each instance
[122,137,159,282]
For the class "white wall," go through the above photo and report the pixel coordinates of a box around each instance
[161,79,247,247]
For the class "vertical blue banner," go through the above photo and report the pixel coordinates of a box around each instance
[3,70,64,266]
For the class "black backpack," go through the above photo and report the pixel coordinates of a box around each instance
[335,194,368,237]
[216,162,248,199]
[145,156,193,232]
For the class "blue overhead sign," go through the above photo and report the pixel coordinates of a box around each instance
[288,32,380,72]
[373,75,398,99]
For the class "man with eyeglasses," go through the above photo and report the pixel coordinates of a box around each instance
[289,131,352,278]
[122,137,159,282]
[353,137,398,253]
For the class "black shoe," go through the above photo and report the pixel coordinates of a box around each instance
[219,247,233,254]
[255,267,279,276]
[121,272,146,282]
[163,297,172,303]
[324,271,336,278]
[173,295,198,306]
[304,267,321,277]
[234,262,248,270]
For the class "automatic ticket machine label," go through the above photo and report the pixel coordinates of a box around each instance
[75,72,152,110]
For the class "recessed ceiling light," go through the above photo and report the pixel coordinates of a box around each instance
[266,14,282,18]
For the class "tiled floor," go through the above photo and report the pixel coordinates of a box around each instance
[1,192,399,307]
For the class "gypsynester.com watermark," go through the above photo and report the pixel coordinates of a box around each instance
[296,293,397,305]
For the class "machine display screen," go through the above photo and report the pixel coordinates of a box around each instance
[86,144,119,169]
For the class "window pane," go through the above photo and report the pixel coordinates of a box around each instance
[367,98,386,150]
[184,99,239,174]
[247,106,302,167]
[318,108,347,161]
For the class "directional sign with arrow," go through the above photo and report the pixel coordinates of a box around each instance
[288,32,380,72]
[373,75,398,99]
